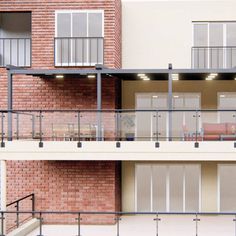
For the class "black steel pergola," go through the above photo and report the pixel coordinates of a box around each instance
[6,64,236,141]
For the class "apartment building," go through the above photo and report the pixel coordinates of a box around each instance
[1,0,236,234]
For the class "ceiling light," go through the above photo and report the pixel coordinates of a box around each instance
[220,94,226,98]
[56,75,64,79]
[87,75,96,79]
[174,95,179,98]
[210,73,218,77]
[152,95,158,98]
[140,75,148,79]
[172,74,179,80]
[138,74,146,77]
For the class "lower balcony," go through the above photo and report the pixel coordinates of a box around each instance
[2,210,236,236]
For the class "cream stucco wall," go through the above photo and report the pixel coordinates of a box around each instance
[122,161,218,212]
[122,1,236,69]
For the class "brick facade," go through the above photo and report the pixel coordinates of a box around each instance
[0,0,122,226]
[0,0,121,109]
[6,161,121,225]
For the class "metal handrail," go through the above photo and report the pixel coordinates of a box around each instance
[2,210,236,236]
[6,193,35,208]
[6,193,35,231]
[2,109,236,112]
[2,210,236,215]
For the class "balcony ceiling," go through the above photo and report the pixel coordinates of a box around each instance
[7,67,236,81]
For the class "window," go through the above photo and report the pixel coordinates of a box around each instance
[218,165,236,212]
[135,164,201,212]
[55,10,104,66]
[135,93,201,140]
[193,22,236,68]
[218,92,236,124]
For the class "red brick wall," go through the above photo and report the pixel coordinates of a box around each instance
[6,161,121,225]
[1,0,122,226]
[0,0,122,110]
[0,0,121,69]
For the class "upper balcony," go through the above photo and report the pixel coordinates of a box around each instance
[0,12,31,68]
[1,67,236,161]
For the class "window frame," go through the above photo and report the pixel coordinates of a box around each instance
[135,163,201,213]
[55,10,104,66]
[192,21,236,68]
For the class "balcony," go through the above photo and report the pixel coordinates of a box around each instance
[1,109,236,142]
[0,38,31,67]
[192,46,236,69]
[0,12,31,67]
[2,210,236,236]
[54,37,104,67]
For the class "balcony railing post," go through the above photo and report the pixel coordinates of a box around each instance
[155,111,159,141]
[115,111,121,141]
[37,212,43,236]
[1,112,5,147]
[32,194,35,218]
[115,214,121,236]
[16,113,19,140]
[193,213,200,236]
[154,214,161,236]
[39,111,43,147]
[76,213,82,236]
[31,114,35,139]
[15,201,19,228]
[0,212,5,236]
[77,111,82,148]
[233,215,236,236]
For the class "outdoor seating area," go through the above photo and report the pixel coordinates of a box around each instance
[184,122,236,141]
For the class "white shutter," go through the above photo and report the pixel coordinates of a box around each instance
[88,13,103,63]
[226,23,236,67]
[56,13,71,65]
[193,24,208,68]
[72,13,87,63]
[219,165,236,212]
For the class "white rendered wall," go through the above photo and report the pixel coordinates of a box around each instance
[122,1,236,69]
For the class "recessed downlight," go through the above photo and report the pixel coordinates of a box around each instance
[206,73,218,80]
[56,75,64,79]
[138,74,146,77]
[172,74,179,80]
[87,75,96,79]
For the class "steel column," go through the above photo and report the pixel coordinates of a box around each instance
[7,71,13,141]
[97,72,102,141]
[168,64,173,141]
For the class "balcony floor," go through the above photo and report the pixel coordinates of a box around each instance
[27,215,235,236]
